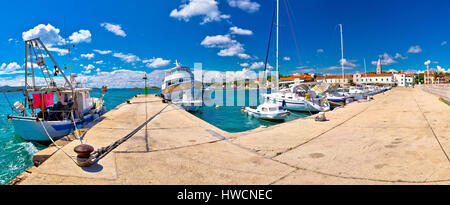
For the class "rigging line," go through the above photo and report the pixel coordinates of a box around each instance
[283,0,303,68]
[264,2,277,75]
[3,92,19,115]
[285,0,297,25]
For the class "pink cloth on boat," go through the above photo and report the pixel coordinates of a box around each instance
[32,93,54,109]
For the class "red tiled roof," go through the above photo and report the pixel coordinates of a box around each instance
[361,73,393,77]
[281,74,313,81]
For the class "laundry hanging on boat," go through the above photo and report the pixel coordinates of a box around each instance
[32,93,54,109]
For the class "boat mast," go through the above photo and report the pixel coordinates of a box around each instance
[339,24,345,87]
[276,0,279,92]
[364,58,367,86]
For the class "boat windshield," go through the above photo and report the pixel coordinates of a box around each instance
[170,67,190,75]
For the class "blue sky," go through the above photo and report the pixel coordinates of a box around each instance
[0,0,449,87]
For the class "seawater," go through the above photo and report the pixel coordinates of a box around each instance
[0,88,310,184]
[193,89,311,133]
[0,88,150,185]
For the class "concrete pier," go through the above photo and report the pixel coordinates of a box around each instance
[16,87,450,185]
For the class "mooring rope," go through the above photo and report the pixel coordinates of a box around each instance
[86,102,170,165]
[39,119,80,165]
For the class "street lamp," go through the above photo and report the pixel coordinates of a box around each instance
[424,60,431,84]
[143,74,148,96]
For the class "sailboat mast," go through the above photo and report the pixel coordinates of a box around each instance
[339,24,345,86]
[276,0,279,92]
[364,58,367,78]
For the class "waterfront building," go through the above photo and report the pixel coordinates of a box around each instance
[316,74,352,84]
[280,74,314,86]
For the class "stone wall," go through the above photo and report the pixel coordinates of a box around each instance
[420,84,450,100]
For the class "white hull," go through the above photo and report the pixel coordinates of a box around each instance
[245,108,289,121]
[10,109,103,141]
[266,97,330,112]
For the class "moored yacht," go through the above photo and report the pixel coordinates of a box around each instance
[245,103,290,121]
[161,61,204,111]
[264,84,330,112]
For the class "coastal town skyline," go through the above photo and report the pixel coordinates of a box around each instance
[0,0,449,88]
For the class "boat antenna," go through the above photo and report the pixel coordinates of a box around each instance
[63,45,75,80]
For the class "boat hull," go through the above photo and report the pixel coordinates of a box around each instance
[245,108,289,121]
[266,97,330,112]
[10,113,98,141]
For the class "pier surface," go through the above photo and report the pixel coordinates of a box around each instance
[19,87,450,184]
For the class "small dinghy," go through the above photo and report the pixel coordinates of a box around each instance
[245,103,290,122]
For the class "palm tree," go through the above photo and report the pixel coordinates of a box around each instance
[433,72,445,84]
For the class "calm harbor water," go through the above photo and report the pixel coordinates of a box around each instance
[0,88,310,184]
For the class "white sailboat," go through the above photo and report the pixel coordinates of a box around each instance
[263,0,330,112]
[325,24,354,106]
[7,38,106,141]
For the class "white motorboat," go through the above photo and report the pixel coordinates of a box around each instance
[161,60,206,111]
[264,84,330,112]
[7,38,106,141]
[245,103,290,121]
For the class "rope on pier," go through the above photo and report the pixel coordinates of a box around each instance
[85,103,170,166]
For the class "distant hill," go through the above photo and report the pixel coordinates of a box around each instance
[0,86,25,92]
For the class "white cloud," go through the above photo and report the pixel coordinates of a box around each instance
[170,0,230,24]
[317,49,324,53]
[283,56,291,61]
[0,62,23,75]
[81,53,95,59]
[227,0,260,13]
[230,26,253,35]
[95,60,104,64]
[100,23,126,37]
[248,62,273,70]
[68,29,91,44]
[408,45,422,53]
[200,34,250,59]
[371,53,397,66]
[237,53,251,59]
[441,41,447,46]
[47,46,69,56]
[93,49,112,55]
[76,69,166,88]
[394,53,407,60]
[22,24,90,56]
[84,64,95,70]
[324,59,358,71]
[201,34,233,47]
[239,62,249,67]
[22,24,66,46]
[113,52,141,63]
[81,64,95,74]
[143,57,171,68]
